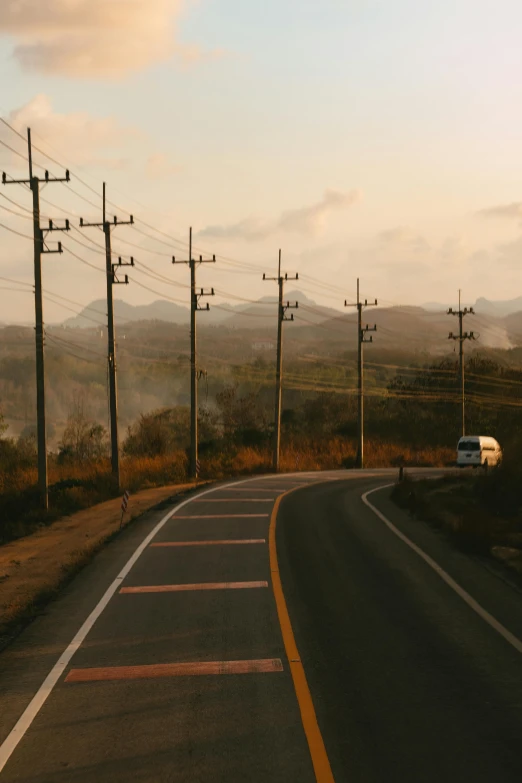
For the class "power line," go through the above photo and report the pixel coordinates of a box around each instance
[45,333,106,366]
[42,292,106,327]
[0,274,33,288]
[0,221,34,240]
[65,246,106,274]
[0,137,29,164]
[263,249,298,471]
[345,278,378,468]
[79,182,134,488]
[172,226,216,478]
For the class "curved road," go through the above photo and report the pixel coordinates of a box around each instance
[0,469,521,781]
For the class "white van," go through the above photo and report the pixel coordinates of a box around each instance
[456,435,502,468]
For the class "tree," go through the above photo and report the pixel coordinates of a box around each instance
[215,384,270,446]
[58,397,108,463]
[122,406,220,457]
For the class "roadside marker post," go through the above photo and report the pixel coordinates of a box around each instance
[120,490,130,528]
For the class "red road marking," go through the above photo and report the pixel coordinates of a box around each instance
[150,539,266,547]
[221,488,280,493]
[191,498,273,502]
[171,514,269,519]
[120,581,268,594]
[65,658,284,682]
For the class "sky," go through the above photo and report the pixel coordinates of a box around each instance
[1,0,522,324]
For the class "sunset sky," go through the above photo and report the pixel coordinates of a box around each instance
[1,0,522,323]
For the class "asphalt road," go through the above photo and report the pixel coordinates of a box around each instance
[276,478,522,783]
[0,469,521,782]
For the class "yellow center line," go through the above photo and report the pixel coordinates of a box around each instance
[269,488,336,783]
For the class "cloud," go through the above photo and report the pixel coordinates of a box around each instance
[2,94,140,169]
[378,226,430,253]
[0,0,211,78]
[199,189,360,241]
[496,236,522,268]
[476,202,522,221]
[145,153,181,180]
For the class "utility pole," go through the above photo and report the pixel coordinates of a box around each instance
[448,290,476,437]
[79,183,134,489]
[173,228,215,479]
[263,250,298,472]
[345,278,377,469]
[2,128,70,510]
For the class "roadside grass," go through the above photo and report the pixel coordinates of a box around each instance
[392,470,522,575]
[0,440,454,547]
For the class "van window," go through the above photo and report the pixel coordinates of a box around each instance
[458,441,480,451]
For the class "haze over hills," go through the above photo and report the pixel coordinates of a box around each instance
[422,296,522,317]
[474,297,522,318]
[55,291,521,352]
[59,292,522,331]
[61,290,342,330]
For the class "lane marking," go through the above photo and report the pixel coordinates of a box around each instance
[0,473,299,773]
[216,490,280,500]
[150,539,266,547]
[65,658,284,683]
[120,581,268,593]
[269,490,336,783]
[191,498,274,503]
[255,483,312,488]
[0,470,345,772]
[363,485,522,655]
[172,514,269,519]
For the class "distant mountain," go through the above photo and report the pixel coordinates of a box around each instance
[421,302,451,312]
[63,298,191,329]
[62,291,343,330]
[422,297,522,317]
[221,290,341,329]
[474,297,522,318]
[293,305,518,352]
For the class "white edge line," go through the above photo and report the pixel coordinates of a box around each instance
[0,474,277,772]
[362,484,522,655]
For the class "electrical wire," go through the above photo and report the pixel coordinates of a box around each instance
[0,221,33,240]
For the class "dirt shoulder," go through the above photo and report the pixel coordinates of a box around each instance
[0,482,199,641]
[392,473,522,580]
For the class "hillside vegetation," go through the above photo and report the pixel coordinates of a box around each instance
[3,313,522,545]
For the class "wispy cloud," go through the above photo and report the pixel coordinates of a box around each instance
[145,153,181,180]
[199,189,360,241]
[2,95,140,169]
[378,226,430,253]
[0,0,214,78]
[476,202,522,220]
[496,236,522,267]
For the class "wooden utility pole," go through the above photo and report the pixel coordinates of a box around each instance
[79,183,134,489]
[448,290,476,438]
[2,128,70,510]
[263,250,298,472]
[345,278,377,469]
[173,228,215,479]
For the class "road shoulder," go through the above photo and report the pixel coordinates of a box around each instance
[0,483,200,649]
[367,483,522,644]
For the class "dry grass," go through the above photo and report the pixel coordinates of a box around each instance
[0,483,196,644]
[0,439,453,545]
[281,439,453,472]
[392,474,522,578]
